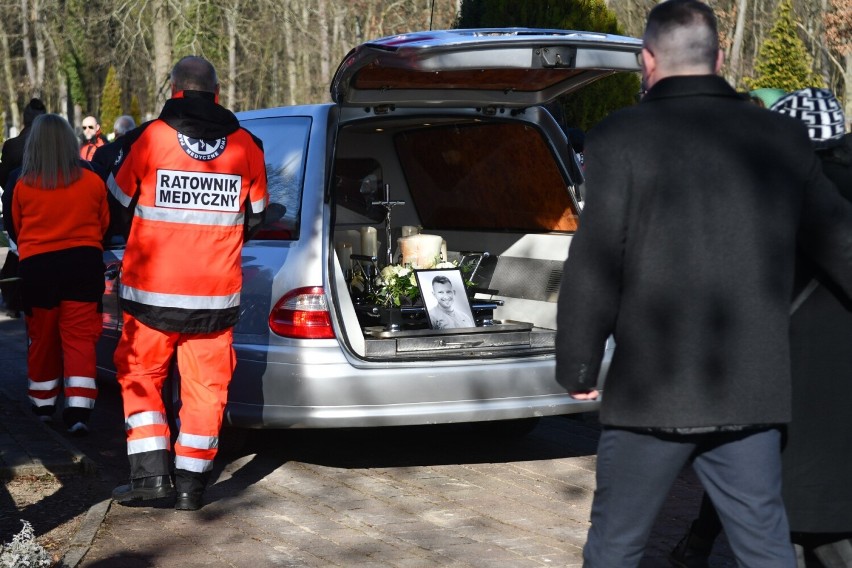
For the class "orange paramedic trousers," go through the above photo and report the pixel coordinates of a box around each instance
[26,301,101,419]
[114,313,236,480]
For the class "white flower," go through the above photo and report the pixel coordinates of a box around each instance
[395,266,411,277]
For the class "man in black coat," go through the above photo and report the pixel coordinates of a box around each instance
[91,114,136,180]
[91,115,136,244]
[0,98,46,189]
[0,98,46,316]
[555,1,852,566]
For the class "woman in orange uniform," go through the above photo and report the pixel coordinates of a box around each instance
[11,114,109,435]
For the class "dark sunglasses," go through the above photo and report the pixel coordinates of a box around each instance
[82,125,96,130]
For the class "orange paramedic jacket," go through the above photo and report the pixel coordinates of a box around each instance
[12,168,109,260]
[108,91,268,333]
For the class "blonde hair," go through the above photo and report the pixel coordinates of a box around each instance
[20,114,82,189]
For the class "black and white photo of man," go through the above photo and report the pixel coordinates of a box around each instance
[426,273,474,330]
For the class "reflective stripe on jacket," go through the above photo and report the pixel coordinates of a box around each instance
[109,94,268,333]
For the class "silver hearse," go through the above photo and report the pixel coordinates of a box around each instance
[98,29,641,429]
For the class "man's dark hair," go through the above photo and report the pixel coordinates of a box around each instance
[171,56,218,93]
[23,98,47,127]
[432,275,452,288]
[644,0,719,72]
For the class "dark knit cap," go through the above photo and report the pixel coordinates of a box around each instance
[769,88,846,149]
[23,98,46,127]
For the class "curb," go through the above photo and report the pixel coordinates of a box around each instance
[59,498,112,568]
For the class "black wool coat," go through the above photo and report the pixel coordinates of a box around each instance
[782,133,852,532]
[555,75,852,429]
[0,126,30,190]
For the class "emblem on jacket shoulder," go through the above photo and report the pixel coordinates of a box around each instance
[177,133,227,161]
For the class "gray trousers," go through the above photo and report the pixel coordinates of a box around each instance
[583,426,796,568]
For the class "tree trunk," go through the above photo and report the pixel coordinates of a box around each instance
[0,21,20,132]
[282,0,297,105]
[299,1,312,103]
[226,1,238,109]
[845,52,852,130]
[33,0,46,95]
[21,0,35,91]
[726,0,748,87]
[152,0,173,110]
[318,0,330,88]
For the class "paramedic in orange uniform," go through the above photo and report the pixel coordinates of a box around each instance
[11,114,109,435]
[108,55,268,511]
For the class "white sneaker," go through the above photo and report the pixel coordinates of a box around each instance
[68,422,89,436]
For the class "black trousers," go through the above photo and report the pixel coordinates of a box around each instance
[0,250,21,313]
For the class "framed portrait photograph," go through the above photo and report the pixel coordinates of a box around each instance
[415,268,476,330]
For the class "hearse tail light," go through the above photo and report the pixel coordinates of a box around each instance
[269,287,335,339]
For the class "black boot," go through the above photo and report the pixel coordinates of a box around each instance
[175,490,204,511]
[174,469,208,511]
[32,404,55,423]
[112,475,176,504]
[63,407,91,437]
[669,521,713,568]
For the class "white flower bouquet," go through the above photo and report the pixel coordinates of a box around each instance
[372,259,458,307]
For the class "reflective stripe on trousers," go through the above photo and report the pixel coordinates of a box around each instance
[115,313,235,478]
[25,302,101,410]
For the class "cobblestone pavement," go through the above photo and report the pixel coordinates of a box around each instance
[77,417,734,568]
[1,247,735,567]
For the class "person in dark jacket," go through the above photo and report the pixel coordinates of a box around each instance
[91,115,137,243]
[0,98,46,317]
[0,98,46,189]
[670,88,852,568]
[91,115,136,180]
[554,1,852,566]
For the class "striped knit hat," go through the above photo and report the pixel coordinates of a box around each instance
[769,88,846,148]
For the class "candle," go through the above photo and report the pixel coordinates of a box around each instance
[360,226,378,258]
[401,225,419,237]
[441,240,448,263]
[335,242,352,271]
[399,234,443,268]
[343,230,361,255]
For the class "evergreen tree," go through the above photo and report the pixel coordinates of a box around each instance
[174,2,226,63]
[130,95,142,127]
[456,0,639,131]
[100,66,122,137]
[747,0,824,91]
[64,53,86,109]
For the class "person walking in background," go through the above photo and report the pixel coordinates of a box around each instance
[0,99,47,188]
[670,88,852,568]
[0,98,47,318]
[91,115,136,180]
[108,55,268,511]
[91,115,136,243]
[554,1,852,566]
[10,114,109,436]
[79,115,108,161]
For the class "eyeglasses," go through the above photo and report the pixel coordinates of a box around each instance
[82,125,96,130]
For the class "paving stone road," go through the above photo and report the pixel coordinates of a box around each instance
[77,415,734,567]
[1,247,735,567]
